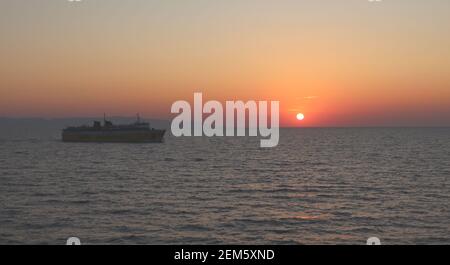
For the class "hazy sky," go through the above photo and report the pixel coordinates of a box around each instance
[1,0,449,126]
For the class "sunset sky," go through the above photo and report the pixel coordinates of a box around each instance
[1,0,449,126]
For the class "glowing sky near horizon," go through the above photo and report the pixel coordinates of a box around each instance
[0,0,449,126]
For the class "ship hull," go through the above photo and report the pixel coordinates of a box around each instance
[62,129,166,143]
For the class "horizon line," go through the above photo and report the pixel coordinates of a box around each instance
[0,116,449,129]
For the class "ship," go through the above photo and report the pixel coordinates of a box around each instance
[62,115,165,143]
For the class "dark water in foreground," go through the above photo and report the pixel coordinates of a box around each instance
[0,128,449,244]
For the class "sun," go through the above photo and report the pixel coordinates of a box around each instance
[296,113,305,121]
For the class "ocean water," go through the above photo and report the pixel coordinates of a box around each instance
[0,128,449,244]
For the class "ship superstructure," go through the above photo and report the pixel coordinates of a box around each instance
[62,115,165,143]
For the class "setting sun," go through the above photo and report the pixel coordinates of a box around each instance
[296,113,305,121]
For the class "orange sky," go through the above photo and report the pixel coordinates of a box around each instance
[0,0,449,126]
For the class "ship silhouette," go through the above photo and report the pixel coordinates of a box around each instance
[62,114,165,143]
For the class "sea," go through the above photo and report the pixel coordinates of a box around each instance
[0,120,449,244]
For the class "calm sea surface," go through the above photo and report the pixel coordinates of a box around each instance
[0,128,449,244]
